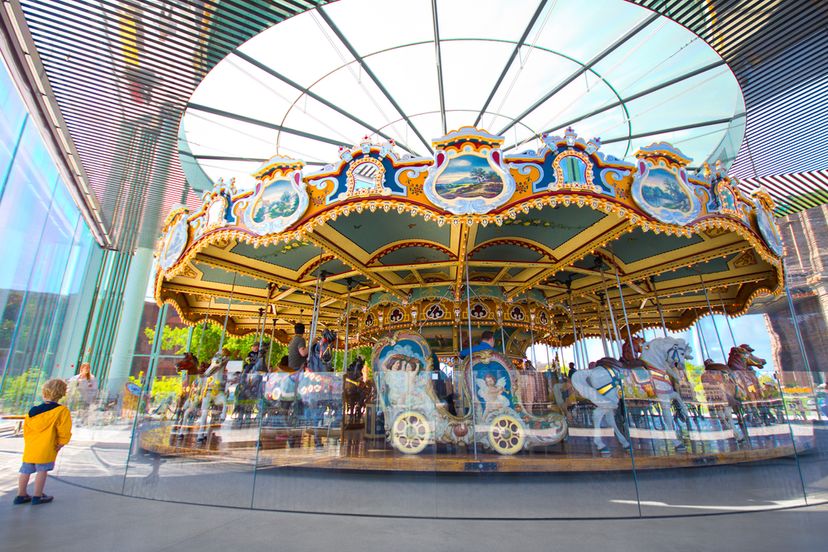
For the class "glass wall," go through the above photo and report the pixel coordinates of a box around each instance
[0,56,98,413]
[49,290,827,518]
[37,202,828,516]
[2,46,825,517]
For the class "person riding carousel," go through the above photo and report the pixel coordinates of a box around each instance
[431,353,457,416]
[288,323,308,372]
[458,330,495,359]
[621,335,645,367]
[243,343,261,373]
[308,328,337,372]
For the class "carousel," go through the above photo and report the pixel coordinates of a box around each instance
[140,124,814,472]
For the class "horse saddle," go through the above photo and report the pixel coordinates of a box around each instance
[593,358,623,397]
[595,357,623,370]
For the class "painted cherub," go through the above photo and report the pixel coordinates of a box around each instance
[476,373,510,418]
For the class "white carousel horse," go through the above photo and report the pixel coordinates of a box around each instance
[638,336,693,450]
[570,360,629,454]
[195,352,230,440]
[571,336,693,454]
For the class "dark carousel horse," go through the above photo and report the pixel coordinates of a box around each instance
[342,356,373,427]
[234,345,268,427]
[175,352,200,379]
[702,344,773,441]
[621,335,645,365]
[293,329,337,447]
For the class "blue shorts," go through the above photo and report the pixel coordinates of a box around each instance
[19,462,55,474]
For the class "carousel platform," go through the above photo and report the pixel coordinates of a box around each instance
[138,425,814,473]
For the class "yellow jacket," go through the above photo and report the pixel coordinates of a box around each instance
[23,402,72,464]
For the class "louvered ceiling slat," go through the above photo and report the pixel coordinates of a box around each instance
[6,0,828,251]
[29,1,233,71]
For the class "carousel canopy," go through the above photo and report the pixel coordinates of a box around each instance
[155,125,784,350]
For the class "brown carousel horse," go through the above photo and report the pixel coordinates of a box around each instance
[175,352,200,389]
[702,344,771,441]
[703,344,766,401]
[621,335,645,365]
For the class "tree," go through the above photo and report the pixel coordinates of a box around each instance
[683,361,705,399]
[144,324,373,373]
[332,346,374,373]
[144,323,288,366]
[470,167,487,184]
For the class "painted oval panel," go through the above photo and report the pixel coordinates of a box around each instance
[160,217,188,270]
[434,153,504,200]
[252,179,300,223]
[756,207,783,256]
[641,168,692,212]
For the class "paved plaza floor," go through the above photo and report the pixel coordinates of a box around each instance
[1,439,828,552]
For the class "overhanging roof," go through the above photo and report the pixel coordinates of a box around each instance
[1,0,827,250]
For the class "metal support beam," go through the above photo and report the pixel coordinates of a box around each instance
[431,0,447,135]
[474,0,549,127]
[505,60,726,151]
[601,116,741,145]
[187,103,349,148]
[233,51,422,157]
[317,7,433,153]
[497,12,659,136]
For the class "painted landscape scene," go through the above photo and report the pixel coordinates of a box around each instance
[162,221,186,266]
[252,181,300,223]
[641,168,691,211]
[434,155,503,199]
[420,326,452,352]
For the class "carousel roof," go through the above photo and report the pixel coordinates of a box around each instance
[154,126,784,347]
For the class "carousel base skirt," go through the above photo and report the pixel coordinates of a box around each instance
[138,425,814,473]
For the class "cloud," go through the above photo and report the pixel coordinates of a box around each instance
[450,157,474,168]
[437,173,467,184]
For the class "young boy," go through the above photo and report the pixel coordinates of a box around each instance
[14,378,72,505]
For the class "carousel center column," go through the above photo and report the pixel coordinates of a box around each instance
[106,247,155,394]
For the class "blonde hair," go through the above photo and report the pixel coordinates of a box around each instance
[42,379,68,402]
[78,362,92,379]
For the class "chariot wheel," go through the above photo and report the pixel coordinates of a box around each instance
[391,411,431,454]
[488,414,525,455]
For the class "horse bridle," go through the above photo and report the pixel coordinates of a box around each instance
[667,344,686,369]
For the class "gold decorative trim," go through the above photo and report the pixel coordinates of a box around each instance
[156,184,784,336]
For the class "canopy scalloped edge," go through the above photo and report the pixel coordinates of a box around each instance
[154,194,783,292]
